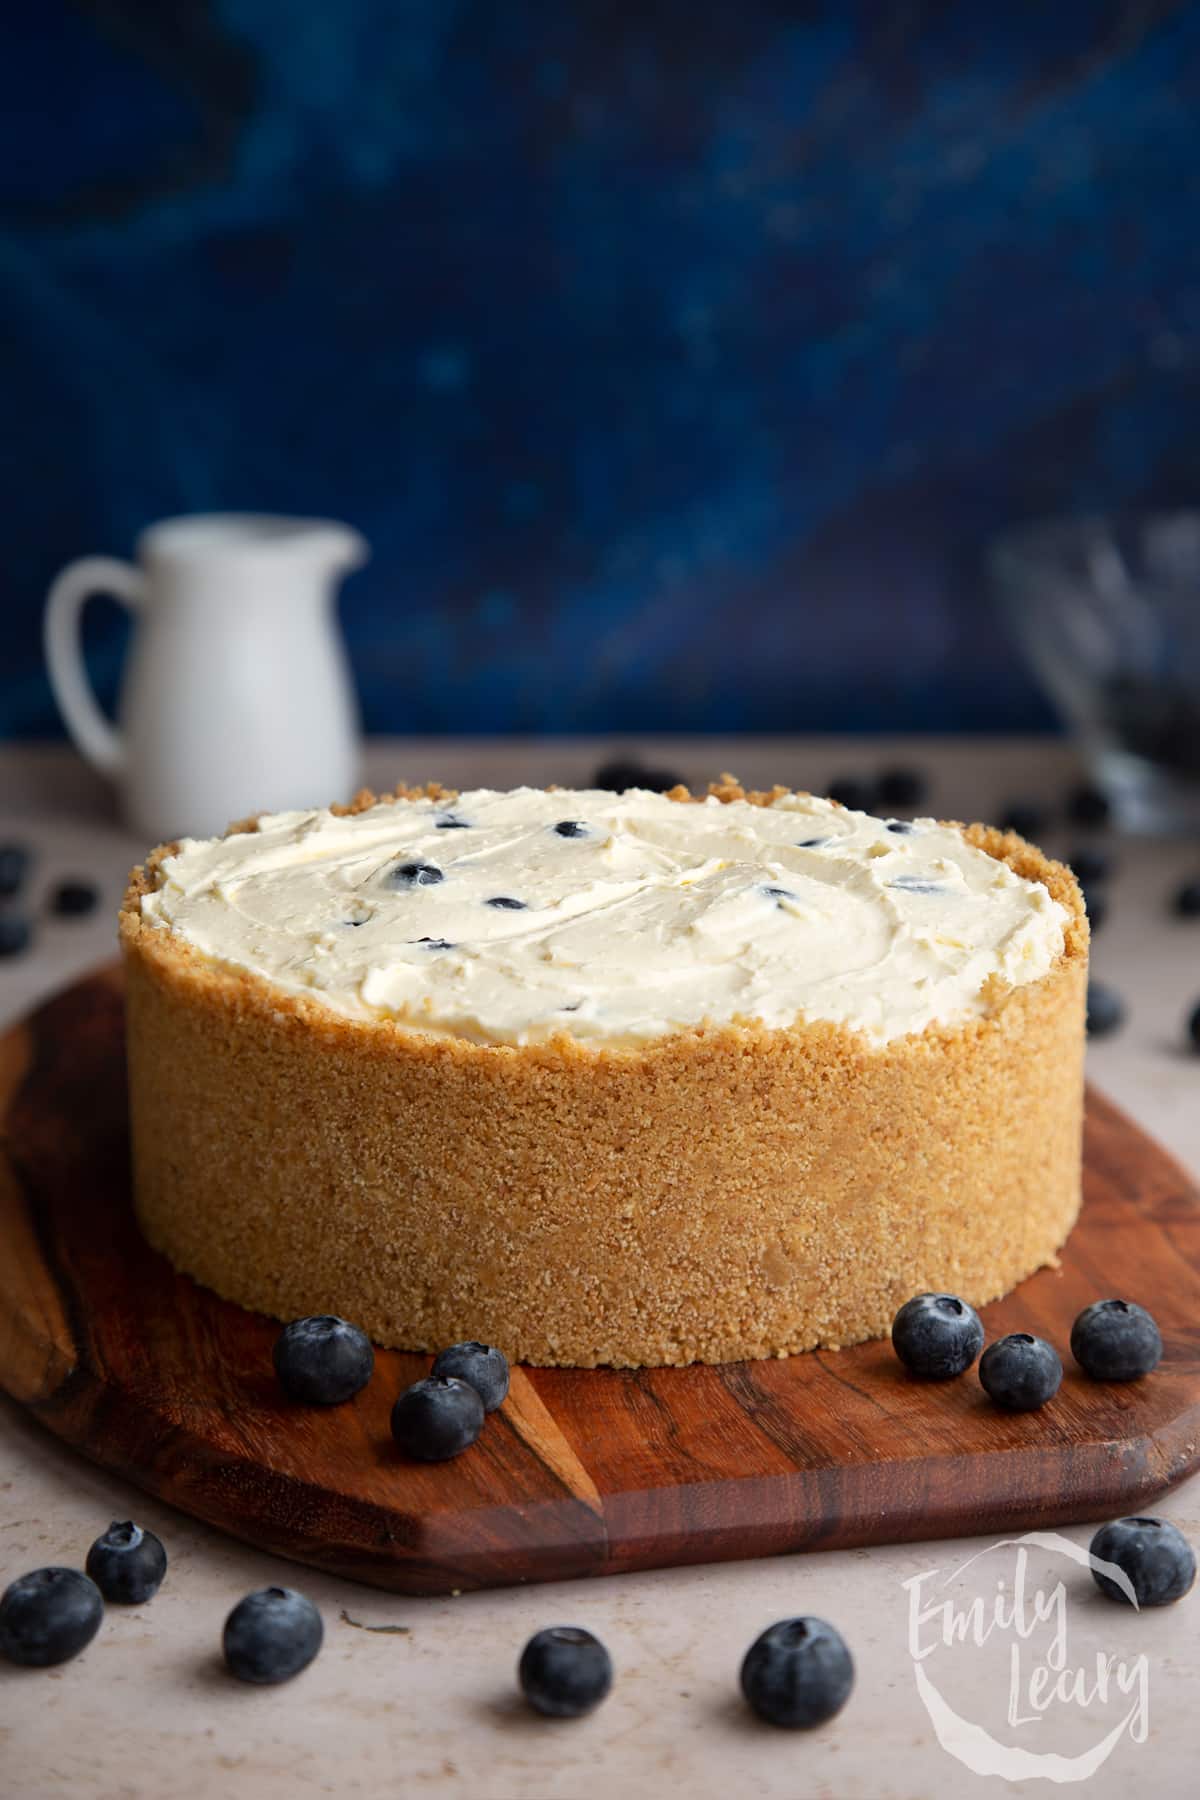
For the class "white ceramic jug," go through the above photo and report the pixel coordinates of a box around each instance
[44,514,366,840]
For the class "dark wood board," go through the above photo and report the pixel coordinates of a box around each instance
[2,967,1198,1594]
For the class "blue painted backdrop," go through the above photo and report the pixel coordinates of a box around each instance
[3,1,1200,738]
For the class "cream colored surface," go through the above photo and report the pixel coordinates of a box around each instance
[138,787,1067,1046]
[1,739,1197,1800]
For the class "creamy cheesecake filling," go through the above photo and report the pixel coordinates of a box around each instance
[140,787,1069,1046]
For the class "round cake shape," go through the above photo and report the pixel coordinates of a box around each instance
[118,778,1088,1367]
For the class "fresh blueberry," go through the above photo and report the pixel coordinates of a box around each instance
[436,815,471,830]
[999,801,1047,840]
[796,837,829,849]
[485,896,527,910]
[827,776,876,813]
[1071,1300,1162,1381]
[50,879,99,918]
[1067,782,1111,827]
[391,1375,485,1461]
[891,1293,985,1379]
[1081,886,1107,934]
[886,820,915,834]
[0,843,29,898]
[0,1567,103,1667]
[223,1586,324,1684]
[740,1616,854,1729]
[553,820,588,838]
[273,1315,374,1405]
[431,1341,510,1412]
[1173,879,1200,918]
[1090,1517,1196,1608]
[1189,1000,1200,1053]
[85,1520,168,1604]
[416,937,455,950]
[978,1333,1062,1411]
[878,767,927,809]
[387,861,444,887]
[1086,982,1125,1038]
[593,758,683,794]
[518,1625,613,1718]
[762,885,796,902]
[0,914,32,957]
[1070,846,1112,886]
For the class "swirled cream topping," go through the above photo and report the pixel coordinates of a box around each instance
[140,787,1068,1047]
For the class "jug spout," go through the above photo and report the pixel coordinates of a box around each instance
[137,513,369,586]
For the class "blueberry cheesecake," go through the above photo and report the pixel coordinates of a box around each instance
[119,777,1088,1366]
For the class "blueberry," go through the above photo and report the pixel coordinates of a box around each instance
[878,767,927,809]
[827,776,876,813]
[0,914,31,957]
[431,1341,510,1412]
[85,1520,168,1604]
[593,758,683,794]
[999,801,1047,840]
[888,877,944,894]
[762,885,796,902]
[416,937,455,951]
[1086,982,1125,1038]
[886,820,915,834]
[1071,1300,1162,1381]
[436,815,471,830]
[273,1315,374,1405]
[978,1333,1062,1411]
[740,1616,854,1729]
[553,820,588,838]
[796,837,829,849]
[485,896,526,910]
[1189,1000,1200,1053]
[1089,1517,1196,1608]
[0,843,29,898]
[50,879,99,918]
[891,1293,985,1379]
[518,1625,613,1718]
[387,861,443,887]
[1172,879,1200,918]
[0,1567,103,1667]
[1081,886,1107,934]
[391,1375,485,1460]
[1067,782,1111,827]
[223,1586,323,1684]
[1070,846,1112,886]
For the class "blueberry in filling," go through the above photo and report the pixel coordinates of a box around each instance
[762,885,796,902]
[486,896,527,910]
[552,820,587,838]
[888,876,943,893]
[387,861,444,887]
[415,937,455,950]
[886,821,915,834]
[436,816,470,830]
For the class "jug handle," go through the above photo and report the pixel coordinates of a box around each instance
[44,557,146,777]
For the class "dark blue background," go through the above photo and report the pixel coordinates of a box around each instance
[4,1,1200,739]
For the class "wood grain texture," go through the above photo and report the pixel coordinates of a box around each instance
[2,967,1198,1594]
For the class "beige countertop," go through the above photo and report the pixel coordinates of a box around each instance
[2,738,1198,1799]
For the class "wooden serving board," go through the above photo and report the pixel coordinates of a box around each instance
[2,968,1199,1595]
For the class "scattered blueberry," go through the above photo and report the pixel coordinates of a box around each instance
[886,820,915,834]
[796,837,829,849]
[1081,886,1108,934]
[416,937,455,951]
[740,1617,855,1729]
[486,896,527,910]
[827,776,876,813]
[1071,1300,1162,1382]
[1067,781,1111,828]
[0,843,29,898]
[762,885,796,902]
[85,1521,168,1604]
[0,914,32,957]
[1086,982,1125,1038]
[1089,1518,1196,1608]
[388,861,444,887]
[891,1293,985,1379]
[999,802,1047,841]
[431,1341,510,1412]
[436,815,471,830]
[1069,846,1112,885]
[50,879,99,918]
[519,1626,613,1718]
[877,767,927,809]
[273,1315,374,1405]
[1189,1000,1200,1053]
[978,1333,1062,1411]
[553,820,588,838]
[391,1375,485,1461]
[593,758,683,793]
[223,1587,324,1684]
[1172,879,1200,918]
[0,1568,103,1667]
